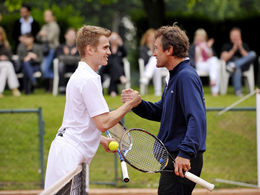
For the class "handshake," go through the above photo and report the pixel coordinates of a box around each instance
[121,88,142,109]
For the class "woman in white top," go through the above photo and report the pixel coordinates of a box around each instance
[0,27,21,97]
[139,28,168,96]
[190,28,220,96]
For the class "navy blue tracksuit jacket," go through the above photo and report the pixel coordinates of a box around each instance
[132,60,207,159]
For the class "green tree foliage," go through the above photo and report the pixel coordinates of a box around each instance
[2,0,142,29]
[165,0,260,20]
[1,2,84,49]
[3,0,23,12]
[3,0,260,22]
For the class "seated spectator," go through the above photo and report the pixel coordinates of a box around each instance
[0,27,21,97]
[55,28,80,94]
[17,33,43,94]
[189,28,220,96]
[37,9,60,92]
[139,28,167,96]
[0,12,2,26]
[221,27,256,97]
[98,32,127,97]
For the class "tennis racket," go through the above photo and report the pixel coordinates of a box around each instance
[105,121,131,182]
[119,128,214,191]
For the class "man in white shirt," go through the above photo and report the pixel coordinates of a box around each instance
[44,25,141,191]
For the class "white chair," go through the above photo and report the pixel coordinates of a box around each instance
[53,58,131,96]
[123,57,131,89]
[102,57,131,90]
[195,60,222,94]
[52,58,60,96]
[138,58,146,94]
[196,70,210,77]
[138,58,168,95]
[52,58,74,96]
[219,60,255,95]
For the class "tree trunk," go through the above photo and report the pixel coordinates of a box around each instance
[141,0,165,28]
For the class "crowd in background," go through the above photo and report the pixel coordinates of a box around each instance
[0,3,257,98]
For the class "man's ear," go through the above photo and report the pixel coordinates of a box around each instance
[86,45,94,56]
[166,45,174,56]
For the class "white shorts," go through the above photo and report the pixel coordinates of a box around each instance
[44,135,85,190]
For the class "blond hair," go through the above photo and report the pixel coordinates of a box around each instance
[194,28,208,43]
[140,28,155,46]
[0,27,10,49]
[76,25,111,58]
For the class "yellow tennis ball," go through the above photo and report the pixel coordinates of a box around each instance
[109,141,119,151]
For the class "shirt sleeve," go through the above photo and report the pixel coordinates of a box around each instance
[177,73,207,159]
[81,78,109,117]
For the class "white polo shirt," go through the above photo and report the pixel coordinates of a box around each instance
[59,61,109,164]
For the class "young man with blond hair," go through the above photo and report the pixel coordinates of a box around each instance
[44,25,141,191]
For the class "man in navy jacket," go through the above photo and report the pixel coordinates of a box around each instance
[122,24,207,195]
[12,3,40,52]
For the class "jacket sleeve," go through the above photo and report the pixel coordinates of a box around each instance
[33,44,43,63]
[119,45,127,58]
[17,44,26,61]
[132,99,163,122]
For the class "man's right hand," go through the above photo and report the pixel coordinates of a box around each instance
[121,88,141,108]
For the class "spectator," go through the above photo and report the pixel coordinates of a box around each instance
[139,29,155,64]
[221,27,256,97]
[12,3,40,52]
[0,12,2,26]
[99,32,127,97]
[17,33,43,94]
[122,23,206,195]
[37,9,60,92]
[0,27,21,97]
[139,28,168,96]
[189,28,220,96]
[55,28,80,94]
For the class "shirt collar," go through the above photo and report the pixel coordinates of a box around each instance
[20,16,33,24]
[169,59,190,77]
[78,61,99,76]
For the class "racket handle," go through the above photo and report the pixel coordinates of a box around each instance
[120,161,130,183]
[106,130,130,183]
[184,171,214,191]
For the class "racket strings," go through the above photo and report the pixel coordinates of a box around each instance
[109,123,131,148]
[121,130,168,172]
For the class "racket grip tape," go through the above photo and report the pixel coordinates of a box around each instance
[184,171,214,191]
[120,161,130,183]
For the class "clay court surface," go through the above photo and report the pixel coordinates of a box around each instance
[1,188,260,195]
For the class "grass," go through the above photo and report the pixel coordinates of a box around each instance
[0,85,257,190]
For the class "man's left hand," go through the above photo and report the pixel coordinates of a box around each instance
[100,136,116,153]
[174,156,191,178]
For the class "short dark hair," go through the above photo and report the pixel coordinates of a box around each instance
[231,27,241,33]
[65,27,76,35]
[21,3,31,11]
[155,23,189,58]
[23,33,33,38]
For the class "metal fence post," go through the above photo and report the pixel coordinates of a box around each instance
[38,107,45,188]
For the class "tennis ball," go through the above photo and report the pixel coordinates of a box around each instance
[108,141,119,151]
